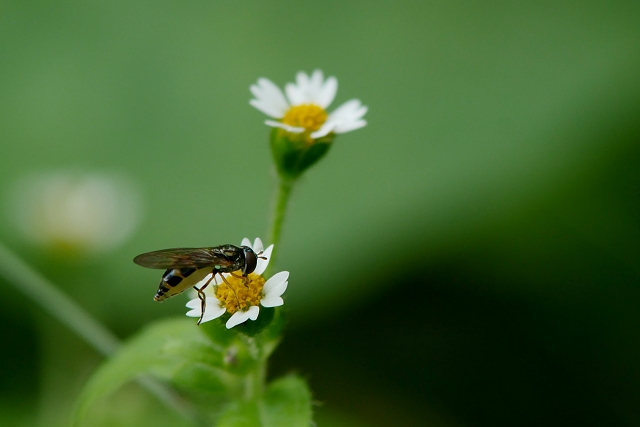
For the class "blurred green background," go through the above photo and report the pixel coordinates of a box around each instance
[1,0,640,426]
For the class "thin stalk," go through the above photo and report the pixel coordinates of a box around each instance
[266,178,295,276]
[0,242,120,356]
[242,337,266,401]
[0,241,202,425]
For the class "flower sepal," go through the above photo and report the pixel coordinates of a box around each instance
[199,304,284,340]
[229,306,276,337]
[199,315,236,346]
[271,127,334,180]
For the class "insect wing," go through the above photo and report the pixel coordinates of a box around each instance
[133,247,231,269]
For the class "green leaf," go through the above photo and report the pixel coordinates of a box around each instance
[72,318,240,426]
[217,375,313,427]
[263,376,313,427]
[217,401,261,427]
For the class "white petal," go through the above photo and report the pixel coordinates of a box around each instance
[265,281,288,299]
[316,76,337,108]
[252,238,264,253]
[343,104,368,122]
[247,305,260,321]
[241,237,251,247]
[310,120,338,139]
[254,244,273,275]
[186,309,200,317]
[186,298,201,310]
[226,310,251,328]
[186,297,226,323]
[264,120,305,133]
[200,305,226,323]
[286,70,324,105]
[250,78,288,107]
[295,71,310,91]
[285,71,311,105]
[285,82,305,106]
[334,119,367,134]
[261,296,284,307]
[263,271,289,294]
[329,99,364,122]
[323,100,368,135]
[249,78,289,118]
[309,70,324,100]
[249,99,284,119]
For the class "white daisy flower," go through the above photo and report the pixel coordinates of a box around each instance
[9,171,140,254]
[185,238,288,329]
[250,69,368,142]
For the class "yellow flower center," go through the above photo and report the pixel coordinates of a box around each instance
[282,104,328,132]
[215,272,265,314]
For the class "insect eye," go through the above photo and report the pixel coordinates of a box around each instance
[242,247,257,275]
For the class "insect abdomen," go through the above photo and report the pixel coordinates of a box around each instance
[154,267,213,301]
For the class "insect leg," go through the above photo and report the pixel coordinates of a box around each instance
[194,287,207,325]
[193,273,217,325]
[219,273,242,305]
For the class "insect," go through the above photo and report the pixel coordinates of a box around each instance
[133,244,263,325]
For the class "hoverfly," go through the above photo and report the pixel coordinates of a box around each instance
[134,244,265,325]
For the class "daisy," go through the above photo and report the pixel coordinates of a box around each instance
[10,171,140,254]
[185,238,288,329]
[250,69,368,143]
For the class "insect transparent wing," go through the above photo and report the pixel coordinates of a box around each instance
[133,247,232,269]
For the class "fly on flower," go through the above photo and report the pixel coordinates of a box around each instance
[250,70,367,179]
[185,238,288,329]
[133,243,268,325]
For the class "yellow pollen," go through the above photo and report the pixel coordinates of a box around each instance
[215,272,265,314]
[282,104,328,132]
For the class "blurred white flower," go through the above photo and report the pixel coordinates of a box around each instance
[9,171,141,254]
[185,237,288,329]
[250,70,368,142]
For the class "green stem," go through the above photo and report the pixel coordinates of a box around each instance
[242,337,267,401]
[0,242,120,356]
[266,178,295,276]
[0,241,203,425]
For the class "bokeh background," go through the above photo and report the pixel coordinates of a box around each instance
[2,1,640,426]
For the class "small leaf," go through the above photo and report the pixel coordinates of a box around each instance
[263,375,313,427]
[171,363,229,395]
[72,318,240,426]
[217,401,261,427]
[216,375,313,427]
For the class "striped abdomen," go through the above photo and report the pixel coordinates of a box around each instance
[155,267,213,301]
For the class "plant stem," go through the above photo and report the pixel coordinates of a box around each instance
[242,337,267,401]
[0,241,203,425]
[266,178,295,276]
[0,242,120,356]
